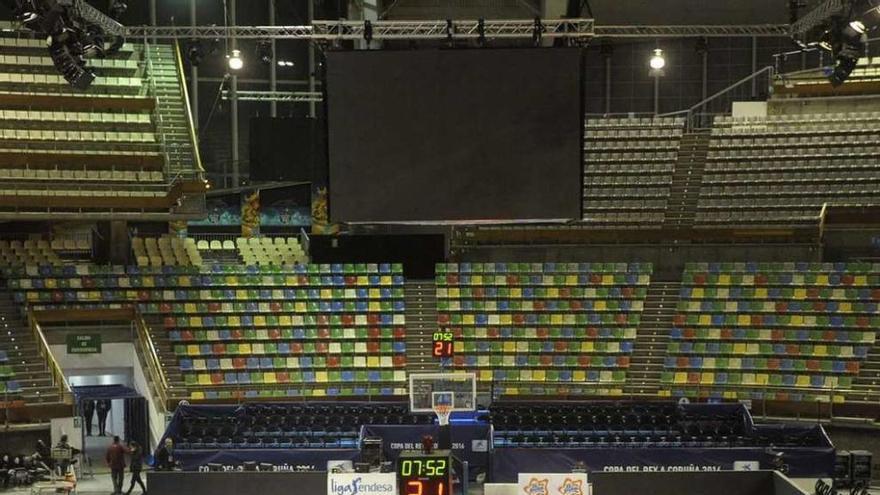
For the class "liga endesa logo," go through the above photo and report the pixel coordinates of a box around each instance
[558,478,585,495]
[523,478,550,495]
[329,477,395,495]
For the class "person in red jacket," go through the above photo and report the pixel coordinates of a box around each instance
[105,436,129,495]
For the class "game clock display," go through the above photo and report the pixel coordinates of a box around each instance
[397,451,452,495]
[432,330,454,358]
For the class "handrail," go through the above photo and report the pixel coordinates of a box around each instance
[133,309,169,414]
[174,40,205,178]
[660,65,775,131]
[26,308,73,405]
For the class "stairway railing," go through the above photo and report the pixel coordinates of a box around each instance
[133,309,169,413]
[660,65,775,132]
[25,308,73,405]
[174,41,205,180]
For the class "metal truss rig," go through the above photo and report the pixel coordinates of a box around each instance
[221,90,323,103]
[127,19,593,41]
[790,0,846,35]
[124,19,789,41]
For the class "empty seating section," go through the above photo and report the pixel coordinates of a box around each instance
[664,262,880,402]
[491,402,752,447]
[133,236,202,267]
[0,239,61,266]
[173,403,431,450]
[698,112,880,225]
[436,262,650,396]
[6,263,408,399]
[0,34,172,204]
[236,237,308,266]
[583,117,684,226]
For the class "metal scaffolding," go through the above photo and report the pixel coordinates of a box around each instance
[123,20,790,41]
[790,0,845,35]
[221,90,323,102]
[124,19,593,40]
[594,24,791,38]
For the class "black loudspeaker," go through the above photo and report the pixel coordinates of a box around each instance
[850,450,872,487]
[249,117,326,183]
[833,450,851,488]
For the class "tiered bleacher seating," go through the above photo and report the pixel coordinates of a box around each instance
[7,263,407,399]
[173,403,432,450]
[491,402,750,447]
[663,262,880,402]
[236,237,308,266]
[697,112,880,226]
[0,239,61,266]
[436,262,651,396]
[133,236,202,267]
[583,117,684,226]
[0,34,198,214]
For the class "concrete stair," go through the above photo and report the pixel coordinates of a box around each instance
[846,346,880,403]
[146,44,199,180]
[664,132,709,227]
[404,280,441,373]
[623,281,681,397]
[0,286,64,405]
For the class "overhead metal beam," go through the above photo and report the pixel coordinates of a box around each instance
[594,24,791,38]
[790,0,846,35]
[72,0,126,36]
[124,19,594,40]
[221,90,323,102]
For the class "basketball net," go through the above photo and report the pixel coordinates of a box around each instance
[434,404,452,426]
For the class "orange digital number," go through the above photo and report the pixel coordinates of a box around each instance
[406,480,423,495]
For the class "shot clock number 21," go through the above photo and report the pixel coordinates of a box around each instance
[432,330,454,358]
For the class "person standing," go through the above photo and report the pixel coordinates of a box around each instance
[125,441,146,495]
[105,436,128,495]
[153,438,175,471]
[82,400,96,436]
[96,399,110,436]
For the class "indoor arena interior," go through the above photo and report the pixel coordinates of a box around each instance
[1,1,880,494]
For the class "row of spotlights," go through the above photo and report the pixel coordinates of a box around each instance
[224,51,295,70]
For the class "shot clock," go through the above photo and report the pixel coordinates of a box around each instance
[432,330,454,358]
[397,450,453,495]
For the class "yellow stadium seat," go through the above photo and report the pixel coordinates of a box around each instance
[186,345,200,356]
[477,356,490,367]
[674,372,687,384]
[692,288,704,299]
[701,373,714,385]
[503,341,515,352]
[239,343,252,354]
[547,288,559,298]
[794,288,806,300]
[198,374,211,385]
[472,275,483,285]
[796,375,810,387]
[190,391,206,400]
[453,342,464,353]
[594,301,607,311]
[479,370,493,381]
[509,287,522,298]
[532,370,546,381]
[367,356,380,367]
[315,372,328,383]
[755,374,769,385]
[463,314,475,325]
[550,314,563,325]
[737,315,750,326]
[854,275,867,286]
[573,370,586,382]
[718,274,730,285]
[817,274,829,286]
[699,314,711,325]
[264,373,277,384]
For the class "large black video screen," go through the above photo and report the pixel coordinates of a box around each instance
[326,48,583,223]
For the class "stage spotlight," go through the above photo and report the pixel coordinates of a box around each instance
[829,50,859,86]
[227,49,243,71]
[276,60,294,67]
[186,40,204,66]
[256,41,273,66]
[48,34,96,90]
[649,48,666,70]
[848,20,867,35]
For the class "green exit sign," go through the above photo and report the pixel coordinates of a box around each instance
[67,334,102,354]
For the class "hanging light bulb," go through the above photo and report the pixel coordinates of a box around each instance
[227,49,244,71]
[649,48,666,70]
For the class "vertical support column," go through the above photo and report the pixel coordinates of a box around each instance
[359,0,379,50]
[149,0,157,31]
[190,0,199,131]
[701,49,708,116]
[653,76,660,116]
[604,57,612,114]
[230,0,240,187]
[751,36,758,98]
[269,0,278,117]
[307,0,316,118]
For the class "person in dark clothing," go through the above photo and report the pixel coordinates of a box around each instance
[106,436,128,495]
[96,399,110,436]
[153,438,176,471]
[125,441,146,495]
[83,400,96,436]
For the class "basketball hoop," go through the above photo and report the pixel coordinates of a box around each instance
[434,403,452,426]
